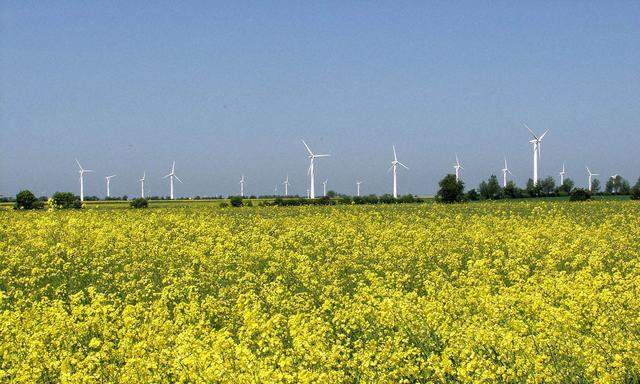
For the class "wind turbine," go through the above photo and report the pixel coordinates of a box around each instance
[322,179,328,197]
[610,174,620,194]
[559,163,567,185]
[453,154,463,182]
[162,161,182,199]
[239,175,245,197]
[356,181,362,197]
[301,140,330,198]
[75,159,93,202]
[138,172,146,198]
[389,145,409,198]
[282,174,290,196]
[105,175,116,198]
[524,124,549,182]
[586,166,599,191]
[501,157,512,187]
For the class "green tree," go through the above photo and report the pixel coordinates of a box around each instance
[14,190,44,210]
[326,190,337,198]
[591,179,601,193]
[52,192,82,209]
[558,178,574,195]
[229,196,243,207]
[539,176,556,196]
[526,179,540,197]
[436,174,465,203]
[130,198,149,208]
[631,178,640,200]
[503,181,520,198]
[570,188,592,201]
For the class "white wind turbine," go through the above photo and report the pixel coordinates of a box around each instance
[162,161,182,199]
[282,174,290,196]
[453,154,463,182]
[302,140,330,198]
[501,157,512,187]
[105,175,117,198]
[610,174,620,194]
[75,159,93,202]
[559,163,567,185]
[356,181,362,197]
[322,179,328,197]
[239,175,245,197]
[138,172,146,198]
[586,166,599,191]
[524,123,549,182]
[389,145,409,198]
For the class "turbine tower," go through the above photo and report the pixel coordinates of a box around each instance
[239,175,245,197]
[501,157,512,187]
[282,174,290,196]
[138,172,146,198]
[356,181,362,197]
[105,175,116,198]
[524,124,549,182]
[75,159,93,202]
[162,161,182,200]
[453,154,463,182]
[389,145,409,198]
[302,139,330,199]
[559,163,566,185]
[322,179,328,197]
[586,166,599,192]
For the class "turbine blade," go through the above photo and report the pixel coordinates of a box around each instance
[387,164,394,173]
[398,162,409,170]
[301,140,313,156]
[174,175,183,183]
[523,123,538,140]
[75,159,83,170]
[172,161,175,173]
[393,145,397,161]
[315,154,330,158]
[539,130,549,140]
[163,174,171,179]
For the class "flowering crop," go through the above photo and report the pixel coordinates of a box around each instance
[1,201,639,383]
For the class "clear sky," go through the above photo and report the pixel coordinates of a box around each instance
[1,1,639,198]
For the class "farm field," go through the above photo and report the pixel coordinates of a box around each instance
[1,201,639,383]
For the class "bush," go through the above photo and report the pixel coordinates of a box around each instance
[466,189,479,201]
[437,174,465,203]
[130,198,148,209]
[570,188,592,202]
[398,194,416,204]
[14,190,44,210]
[219,202,229,208]
[631,178,640,200]
[52,192,82,209]
[339,196,352,205]
[229,196,243,207]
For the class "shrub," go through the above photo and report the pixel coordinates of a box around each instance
[437,174,465,203]
[130,198,148,209]
[631,178,640,200]
[570,188,592,202]
[466,189,479,201]
[219,202,229,208]
[229,196,243,207]
[52,192,82,209]
[398,194,416,204]
[14,190,44,210]
[339,196,352,205]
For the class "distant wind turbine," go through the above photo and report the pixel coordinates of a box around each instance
[105,175,117,198]
[501,157,512,187]
[586,166,599,191]
[282,174,290,196]
[162,161,182,199]
[239,175,245,197]
[389,145,409,198]
[302,140,330,198]
[75,159,93,202]
[322,179,328,197]
[524,123,549,182]
[139,172,146,198]
[559,163,567,185]
[453,154,463,182]
[356,181,362,197]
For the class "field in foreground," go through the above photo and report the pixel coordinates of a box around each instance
[1,201,639,383]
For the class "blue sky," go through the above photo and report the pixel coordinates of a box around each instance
[1,1,639,197]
